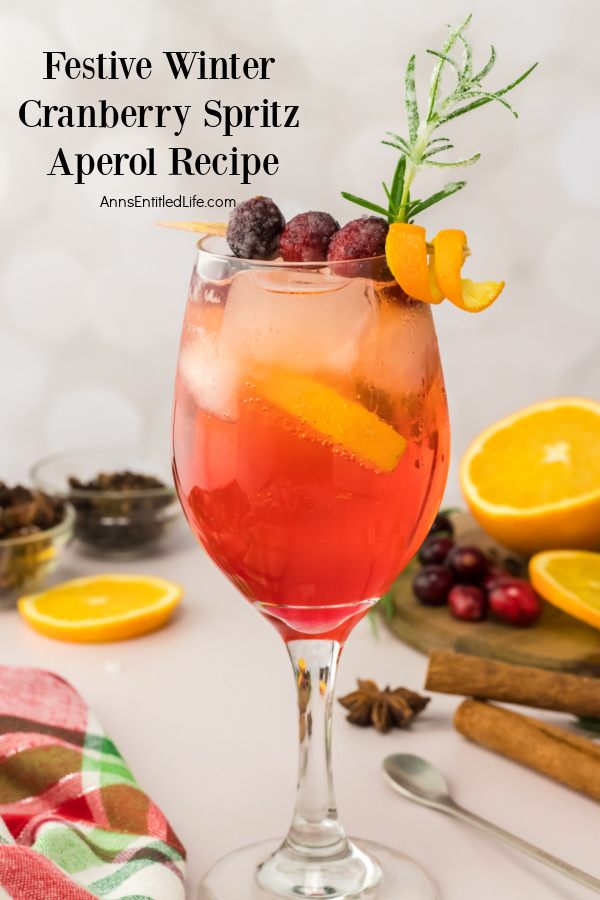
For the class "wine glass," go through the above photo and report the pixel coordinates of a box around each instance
[172,237,450,899]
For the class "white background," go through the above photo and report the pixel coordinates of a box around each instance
[1,2,600,897]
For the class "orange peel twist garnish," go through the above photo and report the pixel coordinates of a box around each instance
[432,229,504,313]
[385,224,443,304]
[385,223,504,313]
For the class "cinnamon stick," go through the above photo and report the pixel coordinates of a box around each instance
[425,650,600,718]
[454,700,600,802]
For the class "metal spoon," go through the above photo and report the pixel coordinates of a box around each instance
[383,753,600,894]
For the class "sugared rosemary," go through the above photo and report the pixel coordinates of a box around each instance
[342,15,537,224]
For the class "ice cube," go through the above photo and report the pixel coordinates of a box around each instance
[357,297,438,396]
[179,332,240,421]
[220,269,376,373]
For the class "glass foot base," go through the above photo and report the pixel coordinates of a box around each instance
[198,838,438,899]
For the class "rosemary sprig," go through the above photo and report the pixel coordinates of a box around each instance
[342,15,537,224]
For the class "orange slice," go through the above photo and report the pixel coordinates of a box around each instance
[432,229,504,312]
[529,551,600,630]
[385,223,442,303]
[18,575,182,643]
[253,369,406,473]
[461,397,600,555]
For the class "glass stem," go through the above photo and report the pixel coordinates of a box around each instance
[285,639,348,857]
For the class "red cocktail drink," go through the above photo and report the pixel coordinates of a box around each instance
[173,254,449,642]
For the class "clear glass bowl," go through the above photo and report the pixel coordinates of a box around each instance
[31,446,179,559]
[0,503,75,601]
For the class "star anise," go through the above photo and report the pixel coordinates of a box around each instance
[338,679,429,734]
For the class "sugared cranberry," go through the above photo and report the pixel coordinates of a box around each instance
[418,536,454,566]
[489,579,543,627]
[327,216,388,261]
[447,545,489,583]
[413,565,454,606]
[280,211,339,262]
[428,512,454,538]
[449,585,487,622]
[226,196,285,260]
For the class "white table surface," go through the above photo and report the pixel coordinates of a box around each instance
[3,520,598,900]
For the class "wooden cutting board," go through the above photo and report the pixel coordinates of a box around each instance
[383,513,600,675]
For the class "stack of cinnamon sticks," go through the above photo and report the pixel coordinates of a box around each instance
[425,650,600,802]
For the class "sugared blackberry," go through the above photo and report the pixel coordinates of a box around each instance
[280,211,339,262]
[226,196,285,260]
[327,216,388,261]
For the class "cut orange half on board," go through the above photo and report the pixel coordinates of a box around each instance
[253,369,407,473]
[529,551,600,630]
[461,397,600,555]
[18,575,182,642]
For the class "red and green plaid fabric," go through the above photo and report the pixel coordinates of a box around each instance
[0,667,185,899]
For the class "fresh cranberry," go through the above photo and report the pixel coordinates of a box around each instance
[449,585,487,622]
[280,211,339,262]
[481,566,512,591]
[446,545,489,583]
[413,565,454,606]
[327,216,388,261]
[226,196,285,259]
[489,579,543,627]
[418,536,454,566]
[428,512,454,538]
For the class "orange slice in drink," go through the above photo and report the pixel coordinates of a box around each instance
[253,369,406,473]
[461,398,600,555]
[18,575,182,642]
[385,223,443,304]
[529,551,600,630]
[432,229,504,312]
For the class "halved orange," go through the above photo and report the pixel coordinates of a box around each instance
[253,369,406,473]
[460,397,600,555]
[529,551,600,630]
[18,575,182,642]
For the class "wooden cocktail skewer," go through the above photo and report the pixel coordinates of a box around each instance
[157,221,227,236]
[156,221,469,258]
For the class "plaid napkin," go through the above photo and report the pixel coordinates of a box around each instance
[0,666,185,900]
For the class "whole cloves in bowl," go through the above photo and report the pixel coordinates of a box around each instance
[0,483,74,600]
[31,447,179,558]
